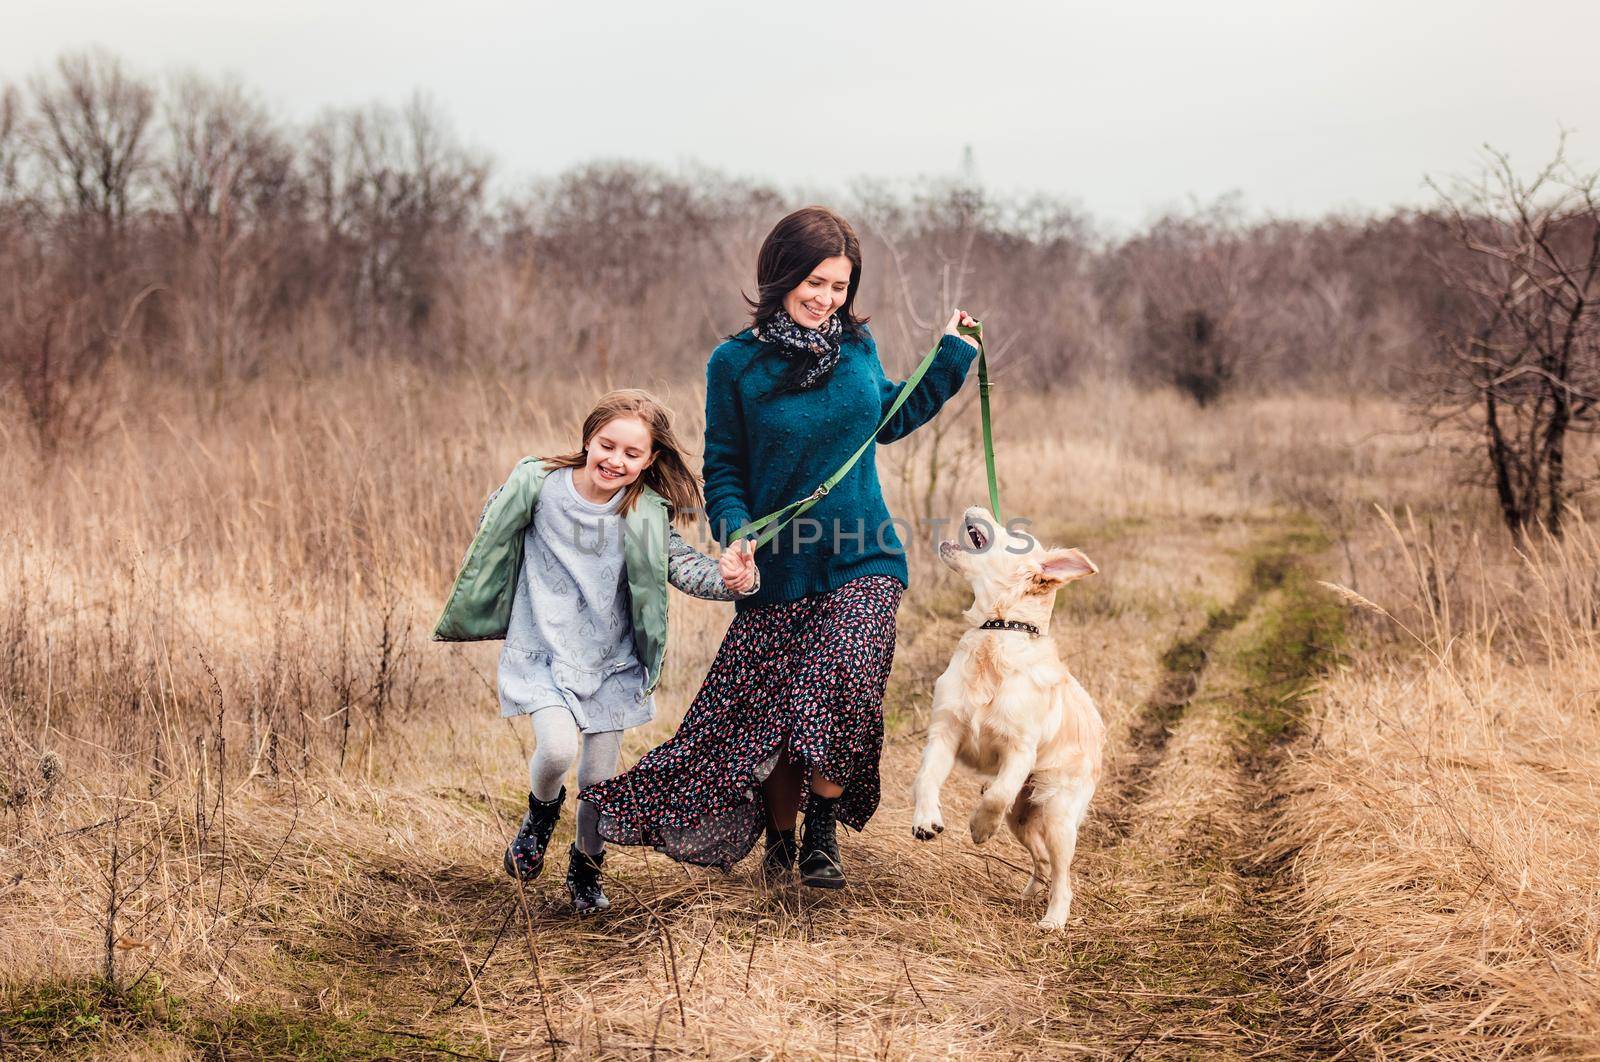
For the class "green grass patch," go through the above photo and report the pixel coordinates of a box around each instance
[1232,528,1346,750]
[1,979,481,1060]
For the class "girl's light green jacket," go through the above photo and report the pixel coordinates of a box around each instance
[431,458,671,695]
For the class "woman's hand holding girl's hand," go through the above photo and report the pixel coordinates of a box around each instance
[719,538,757,594]
[945,309,980,351]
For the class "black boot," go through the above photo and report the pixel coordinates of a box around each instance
[762,824,798,881]
[565,844,610,915]
[503,787,564,881]
[798,794,845,889]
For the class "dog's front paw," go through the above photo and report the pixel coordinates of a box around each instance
[969,804,1002,845]
[911,808,945,841]
[1036,916,1066,932]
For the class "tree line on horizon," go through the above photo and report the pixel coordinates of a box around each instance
[2,50,1596,534]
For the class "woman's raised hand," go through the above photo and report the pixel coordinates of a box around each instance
[945,308,980,351]
[719,538,757,594]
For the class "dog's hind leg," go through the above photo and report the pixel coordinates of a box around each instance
[1069,777,1097,833]
[1036,788,1087,931]
[1007,794,1050,900]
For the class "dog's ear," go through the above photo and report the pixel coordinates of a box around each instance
[1028,548,1098,593]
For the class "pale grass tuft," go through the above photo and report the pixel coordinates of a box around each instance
[1316,579,1387,616]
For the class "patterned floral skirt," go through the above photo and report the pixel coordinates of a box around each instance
[582,574,904,870]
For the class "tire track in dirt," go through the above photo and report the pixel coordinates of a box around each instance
[1055,527,1348,1057]
[1093,548,1287,842]
[1217,534,1350,1057]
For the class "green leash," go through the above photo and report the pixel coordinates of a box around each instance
[973,322,1001,526]
[729,320,1002,550]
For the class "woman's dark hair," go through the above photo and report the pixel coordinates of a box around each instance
[745,206,869,332]
[741,206,870,394]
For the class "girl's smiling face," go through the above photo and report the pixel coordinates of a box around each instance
[783,255,852,329]
[584,415,655,496]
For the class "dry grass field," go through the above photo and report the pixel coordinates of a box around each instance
[2,363,1597,1059]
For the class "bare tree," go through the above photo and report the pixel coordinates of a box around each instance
[531,160,714,305]
[302,94,487,348]
[28,49,155,235]
[0,84,21,208]
[521,160,726,374]
[161,72,294,235]
[1430,139,1600,537]
[159,73,299,385]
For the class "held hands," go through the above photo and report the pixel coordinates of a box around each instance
[719,538,757,594]
[945,308,981,351]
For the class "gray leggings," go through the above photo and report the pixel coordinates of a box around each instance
[527,706,621,856]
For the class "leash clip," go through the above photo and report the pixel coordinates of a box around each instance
[807,483,830,502]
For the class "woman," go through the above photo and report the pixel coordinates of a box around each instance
[581,206,979,888]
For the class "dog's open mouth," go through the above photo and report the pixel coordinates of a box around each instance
[965,520,990,550]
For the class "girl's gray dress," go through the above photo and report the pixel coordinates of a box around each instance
[495,466,753,732]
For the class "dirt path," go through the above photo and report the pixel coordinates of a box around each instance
[1022,525,1348,1057]
[7,522,1350,1059]
[441,521,1351,1059]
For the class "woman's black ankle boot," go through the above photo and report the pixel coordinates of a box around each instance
[798,794,845,889]
[762,824,798,880]
[565,844,610,915]
[504,787,565,881]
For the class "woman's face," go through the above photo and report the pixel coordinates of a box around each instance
[782,255,852,329]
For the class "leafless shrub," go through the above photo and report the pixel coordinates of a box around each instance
[509,160,759,376]
[96,789,162,989]
[1427,137,1600,537]
[851,177,1103,386]
[10,289,109,454]
[1108,197,1280,406]
[1266,213,1454,392]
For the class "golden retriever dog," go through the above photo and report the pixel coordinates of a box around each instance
[911,507,1105,930]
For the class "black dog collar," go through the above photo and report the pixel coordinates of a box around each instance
[979,618,1041,637]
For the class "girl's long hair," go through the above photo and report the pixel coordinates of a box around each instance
[541,389,704,528]
[741,205,870,395]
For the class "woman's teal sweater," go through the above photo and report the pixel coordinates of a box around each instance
[703,326,977,613]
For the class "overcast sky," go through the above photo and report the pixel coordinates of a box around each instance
[4,0,1597,227]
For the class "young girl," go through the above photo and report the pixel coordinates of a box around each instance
[433,389,758,914]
